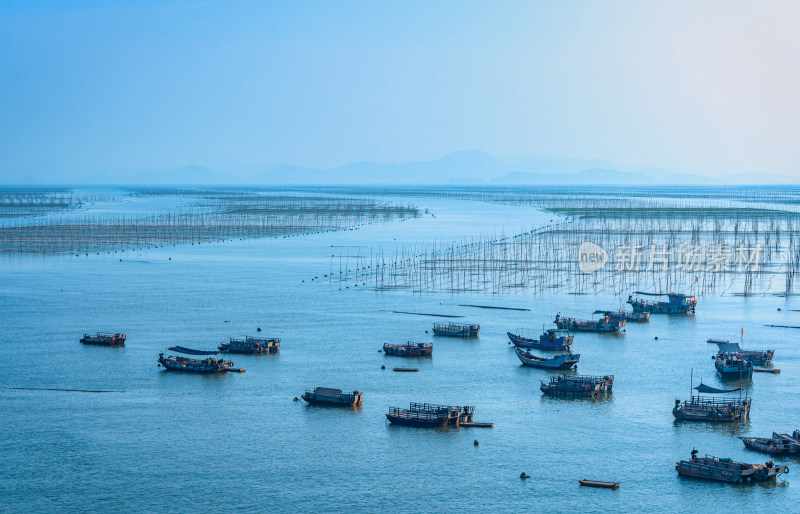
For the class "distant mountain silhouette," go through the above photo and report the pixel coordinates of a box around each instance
[2,151,797,185]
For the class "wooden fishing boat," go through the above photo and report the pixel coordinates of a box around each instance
[739,433,800,455]
[673,382,750,422]
[301,387,363,406]
[432,323,479,338]
[80,332,126,346]
[385,403,478,428]
[514,347,579,369]
[710,340,774,366]
[579,479,619,489]
[540,374,613,398]
[676,449,787,483]
[383,342,433,357]
[554,313,624,333]
[715,353,753,379]
[507,329,573,350]
[158,346,233,373]
[219,336,280,354]
[627,292,696,314]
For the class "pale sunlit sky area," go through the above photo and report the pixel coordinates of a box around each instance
[0,1,798,182]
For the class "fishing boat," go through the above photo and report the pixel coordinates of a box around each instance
[158,346,234,373]
[540,374,613,398]
[301,387,363,406]
[673,381,750,422]
[740,433,800,456]
[676,449,787,483]
[715,353,753,379]
[554,313,624,332]
[507,329,573,350]
[514,347,579,369]
[432,322,479,338]
[385,402,482,428]
[710,340,774,366]
[383,342,433,357]
[594,310,649,323]
[219,336,280,354]
[80,332,126,346]
[627,292,696,314]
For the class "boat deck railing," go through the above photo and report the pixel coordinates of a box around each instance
[388,407,451,421]
[684,395,747,407]
[433,323,478,331]
[545,375,613,385]
[408,402,459,413]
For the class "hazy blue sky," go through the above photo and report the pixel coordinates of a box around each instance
[1,1,798,176]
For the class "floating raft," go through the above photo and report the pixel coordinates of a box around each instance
[226,368,246,373]
[754,367,780,373]
[579,479,619,489]
[460,422,493,428]
[393,367,419,372]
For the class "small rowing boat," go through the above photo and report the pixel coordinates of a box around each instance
[579,479,619,489]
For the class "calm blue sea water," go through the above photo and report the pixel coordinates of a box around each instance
[1,193,798,512]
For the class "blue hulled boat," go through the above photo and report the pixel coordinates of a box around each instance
[715,353,753,379]
[507,329,573,350]
[514,347,579,369]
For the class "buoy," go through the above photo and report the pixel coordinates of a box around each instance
[778,308,782,311]
[257,327,262,332]
[474,439,479,446]
[293,397,299,401]
[520,473,529,480]
[381,365,385,370]
[654,336,658,340]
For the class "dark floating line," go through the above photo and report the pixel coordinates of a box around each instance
[764,324,800,329]
[458,304,531,312]
[10,387,124,393]
[392,311,464,318]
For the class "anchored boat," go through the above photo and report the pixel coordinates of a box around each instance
[514,347,579,369]
[627,291,696,314]
[673,381,749,422]
[219,336,280,354]
[385,403,483,428]
[715,353,753,379]
[739,433,800,456]
[432,323,479,338]
[554,313,624,333]
[710,340,774,366]
[383,342,433,357]
[507,329,573,350]
[540,374,613,398]
[676,449,787,483]
[158,346,234,373]
[80,332,126,346]
[301,387,362,406]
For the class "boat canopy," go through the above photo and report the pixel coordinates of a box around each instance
[167,346,220,356]
[715,342,742,353]
[694,383,741,394]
